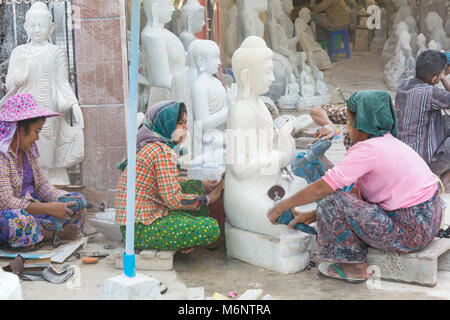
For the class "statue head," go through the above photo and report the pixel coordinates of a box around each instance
[236,0,268,13]
[298,7,311,23]
[289,74,296,83]
[404,16,417,34]
[425,12,443,33]
[24,2,54,44]
[398,30,411,49]
[189,39,221,75]
[181,0,205,34]
[395,21,409,38]
[143,0,175,27]
[232,36,274,98]
[428,40,441,51]
[417,33,426,47]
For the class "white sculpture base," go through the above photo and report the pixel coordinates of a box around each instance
[225,221,316,274]
[0,270,22,300]
[278,95,299,110]
[297,95,330,111]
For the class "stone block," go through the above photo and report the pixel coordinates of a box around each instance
[187,287,205,300]
[114,250,176,271]
[89,217,123,242]
[101,274,161,300]
[225,222,314,274]
[367,238,450,287]
[237,289,264,300]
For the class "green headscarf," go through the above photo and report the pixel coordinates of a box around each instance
[346,90,398,138]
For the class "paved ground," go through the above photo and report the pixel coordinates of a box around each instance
[2,52,450,300]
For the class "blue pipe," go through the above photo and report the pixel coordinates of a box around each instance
[123,0,140,279]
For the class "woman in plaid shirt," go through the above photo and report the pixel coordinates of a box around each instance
[0,94,86,251]
[115,101,222,253]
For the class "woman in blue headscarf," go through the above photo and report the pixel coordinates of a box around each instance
[115,101,222,253]
[267,90,443,282]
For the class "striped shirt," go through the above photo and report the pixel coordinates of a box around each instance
[0,148,67,211]
[395,77,450,164]
[115,142,198,226]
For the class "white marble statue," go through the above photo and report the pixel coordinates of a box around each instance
[425,12,450,50]
[385,30,412,91]
[445,20,450,38]
[382,21,409,62]
[416,33,427,57]
[224,4,238,66]
[294,8,331,70]
[141,0,189,106]
[279,74,300,109]
[179,0,205,51]
[225,36,315,274]
[392,0,412,27]
[236,0,268,46]
[315,71,328,96]
[404,16,418,55]
[266,0,303,77]
[272,0,295,38]
[3,2,84,185]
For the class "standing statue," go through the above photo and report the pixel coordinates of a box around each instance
[272,0,295,38]
[236,0,268,46]
[2,2,84,185]
[225,36,315,274]
[179,0,205,51]
[294,8,331,70]
[425,12,450,50]
[224,4,238,66]
[141,0,189,106]
[416,33,427,57]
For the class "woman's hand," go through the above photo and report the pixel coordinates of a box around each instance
[202,180,220,193]
[288,210,316,229]
[47,201,76,221]
[207,183,222,204]
[267,204,284,225]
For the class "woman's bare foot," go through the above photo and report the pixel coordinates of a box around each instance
[180,247,195,254]
[327,262,371,280]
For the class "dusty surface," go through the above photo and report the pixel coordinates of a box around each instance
[2,52,450,300]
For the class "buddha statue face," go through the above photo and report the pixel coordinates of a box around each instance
[417,33,426,47]
[299,7,311,23]
[182,0,205,33]
[144,0,175,26]
[192,40,221,75]
[24,3,54,45]
[232,36,274,97]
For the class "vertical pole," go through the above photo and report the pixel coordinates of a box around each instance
[123,0,140,279]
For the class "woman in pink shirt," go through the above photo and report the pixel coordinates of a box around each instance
[268,90,443,282]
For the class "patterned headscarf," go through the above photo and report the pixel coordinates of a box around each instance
[346,90,398,139]
[117,101,182,172]
[0,93,60,157]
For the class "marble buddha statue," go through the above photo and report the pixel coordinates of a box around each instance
[279,74,301,109]
[416,33,427,58]
[141,0,189,106]
[3,2,84,185]
[179,0,205,51]
[385,30,411,91]
[224,36,315,274]
[382,21,409,62]
[188,40,231,177]
[294,8,331,70]
[425,12,450,50]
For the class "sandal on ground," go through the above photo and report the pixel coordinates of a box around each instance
[318,262,368,284]
[4,241,44,253]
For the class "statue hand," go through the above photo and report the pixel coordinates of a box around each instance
[226,83,237,106]
[14,56,30,88]
[72,104,84,129]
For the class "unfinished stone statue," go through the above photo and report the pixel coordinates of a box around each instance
[416,33,427,57]
[236,0,268,46]
[277,0,294,38]
[279,74,300,109]
[266,0,302,77]
[188,40,231,179]
[225,36,315,274]
[294,8,331,70]
[316,71,329,96]
[141,0,188,106]
[3,2,84,185]
[425,12,450,50]
[445,20,450,38]
[404,16,418,55]
[382,21,409,62]
[224,4,238,66]
[179,0,205,51]
[428,39,442,51]
[392,0,412,27]
[385,30,412,91]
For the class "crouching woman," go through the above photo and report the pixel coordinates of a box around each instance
[0,93,86,251]
[115,101,222,253]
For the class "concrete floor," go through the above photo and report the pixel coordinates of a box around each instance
[3,52,450,300]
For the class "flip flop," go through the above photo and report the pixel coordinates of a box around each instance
[318,262,367,284]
